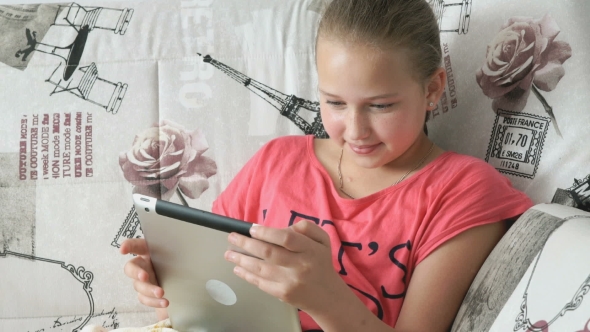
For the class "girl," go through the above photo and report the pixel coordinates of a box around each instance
[121,0,533,331]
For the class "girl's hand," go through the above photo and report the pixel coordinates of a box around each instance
[120,238,169,319]
[225,220,346,312]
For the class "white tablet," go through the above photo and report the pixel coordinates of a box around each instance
[133,194,302,332]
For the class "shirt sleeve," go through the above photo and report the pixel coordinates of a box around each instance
[413,159,534,266]
[211,139,274,223]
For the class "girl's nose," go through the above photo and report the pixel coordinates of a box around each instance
[346,108,370,140]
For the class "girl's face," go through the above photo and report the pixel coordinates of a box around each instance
[317,38,441,170]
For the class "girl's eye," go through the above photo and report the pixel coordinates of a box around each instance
[370,103,394,110]
[324,101,394,110]
[326,100,345,107]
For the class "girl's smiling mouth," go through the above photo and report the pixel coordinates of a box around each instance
[348,143,381,155]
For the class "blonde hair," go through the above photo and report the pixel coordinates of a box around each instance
[317,0,441,83]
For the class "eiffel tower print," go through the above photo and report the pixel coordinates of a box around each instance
[111,53,329,248]
[197,53,328,139]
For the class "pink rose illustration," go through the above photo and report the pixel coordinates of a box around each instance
[577,318,590,332]
[526,320,549,332]
[476,14,572,137]
[119,120,217,202]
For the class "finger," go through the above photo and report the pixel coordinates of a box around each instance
[290,220,331,246]
[248,225,309,252]
[133,279,165,299]
[124,256,156,282]
[229,232,291,262]
[120,238,149,256]
[233,266,289,303]
[225,250,279,280]
[232,265,262,289]
[137,292,169,309]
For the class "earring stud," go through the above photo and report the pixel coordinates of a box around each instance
[429,102,434,107]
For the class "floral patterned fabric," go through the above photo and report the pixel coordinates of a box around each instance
[0,0,588,330]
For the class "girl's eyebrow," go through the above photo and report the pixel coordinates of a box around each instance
[318,89,339,97]
[319,89,399,100]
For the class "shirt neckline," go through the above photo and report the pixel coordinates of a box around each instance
[305,135,455,205]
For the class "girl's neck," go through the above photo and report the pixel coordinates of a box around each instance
[315,136,445,200]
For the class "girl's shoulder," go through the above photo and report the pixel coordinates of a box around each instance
[425,151,516,189]
[247,135,313,169]
[260,134,310,152]
[434,151,500,175]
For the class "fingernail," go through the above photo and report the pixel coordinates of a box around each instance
[249,223,259,235]
[225,251,236,262]
[160,300,167,308]
[228,233,237,244]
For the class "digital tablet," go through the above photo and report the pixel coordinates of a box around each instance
[133,194,302,332]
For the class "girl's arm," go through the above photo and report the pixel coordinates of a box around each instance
[227,220,506,332]
[394,221,506,331]
[310,221,506,332]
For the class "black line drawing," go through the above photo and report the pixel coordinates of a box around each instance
[16,3,133,79]
[197,53,328,138]
[46,62,127,114]
[513,215,590,332]
[452,209,563,331]
[531,85,562,138]
[0,250,95,332]
[514,240,590,330]
[13,28,37,61]
[485,110,549,179]
[12,2,132,114]
[552,174,590,213]
[428,0,472,34]
[451,210,590,332]
[51,3,133,36]
[111,205,143,248]
[15,24,90,81]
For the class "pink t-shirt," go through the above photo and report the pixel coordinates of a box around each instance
[212,135,533,331]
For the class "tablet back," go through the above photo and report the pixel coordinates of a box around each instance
[133,194,302,332]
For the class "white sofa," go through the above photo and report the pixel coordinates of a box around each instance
[1,0,589,331]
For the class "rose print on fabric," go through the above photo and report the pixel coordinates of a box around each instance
[119,120,217,202]
[523,318,590,332]
[577,318,590,332]
[476,14,572,137]
[526,320,549,332]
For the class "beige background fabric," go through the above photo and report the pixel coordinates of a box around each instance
[0,0,588,330]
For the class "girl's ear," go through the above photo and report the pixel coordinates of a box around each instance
[425,67,447,109]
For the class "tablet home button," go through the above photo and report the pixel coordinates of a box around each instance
[205,279,237,305]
